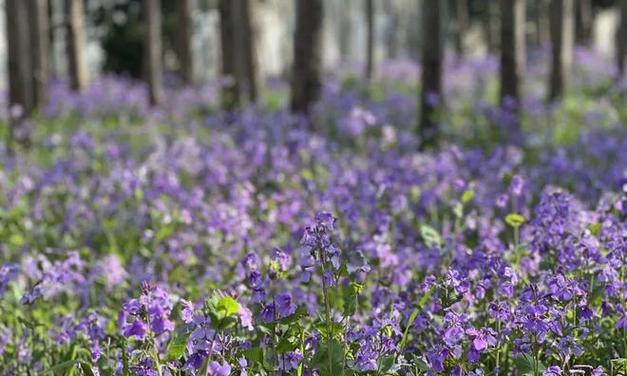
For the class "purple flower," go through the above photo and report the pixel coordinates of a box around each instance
[208,361,231,376]
[275,292,297,317]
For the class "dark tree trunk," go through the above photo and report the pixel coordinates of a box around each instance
[290,0,324,115]
[29,0,50,109]
[548,0,574,101]
[236,0,260,102]
[144,0,163,106]
[484,1,499,53]
[177,0,194,84]
[384,0,399,59]
[575,0,593,45]
[616,0,627,77]
[218,0,240,109]
[499,0,525,106]
[419,0,444,149]
[365,0,375,80]
[6,0,34,151]
[65,0,88,91]
[454,0,469,57]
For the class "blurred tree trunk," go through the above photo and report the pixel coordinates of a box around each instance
[384,0,399,59]
[29,0,50,109]
[616,0,627,76]
[236,0,260,103]
[484,1,499,53]
[548,0,574,101]
[65,0,88,91]
[499,0,525,106]
[219,0,240,109]
[419,0,444,149]
[575,0,593,45]
[535,0,550,46]
[6,0,34,151]
[365,0,374,80]
[290,0,324,115]
[144,0,163,106]
[453,0,469,57]
[177,0,194,84]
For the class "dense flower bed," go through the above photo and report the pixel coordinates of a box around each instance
[0,51,626,375]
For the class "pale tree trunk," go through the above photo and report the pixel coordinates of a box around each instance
[177,0,194,84]
[453,0,469,57]
[65,0,88,91]
[236,0,260,103]
[218,0,240,109]
[365,0,374,80]
[29,0,50,109]
[144,0,163,106]
[419,0,444,149]
[499,0,525,106]
[575,0,593,45]
[6,0,34,151]
[548,0,574,101]
[290,0,324,115]
[616,0,627,77]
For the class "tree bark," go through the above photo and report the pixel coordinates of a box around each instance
[144,0,163,106]
[365,0,375,80]
[236,0,260,102]
[575,0,593,45]
[177,0,194,84]
[535,0,550,46]
[548,0,574,101]
[290,0,324,115]
[218,0,240,109]
[419,0,444,149]
[484,1,499,53]
[499,0,525,106]
[29,0,50,109]
[616,0,627,77]
[454,0,469,57]
[65,0,88,91]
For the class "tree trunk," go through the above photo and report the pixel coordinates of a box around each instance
[535,0,550,46]
[6,0,34,151]
[65,0,88,91]
[548,0,574,101]
[365,0,374,80]
[484,1,499,53]
[218,0,240,109]
[575,0,593,45]
[384,0,399,59]
[290,0,324,115]
[499,0,525,106]
[454,0,469,57]
[144,0,163,106]
[29,0,50,109]
[177,0,194,84]
[419,0,444,149]
[236,0,260,103]
[616,0,627,77]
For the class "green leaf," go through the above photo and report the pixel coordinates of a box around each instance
[399,287,434,353]
[41,360,79,374]
[419,224,442,248]
[505,213,526,228]
[513,354,546,376]
[377,355,395,374]
[342,282,362,317]
[461,189,474,203]
[78,362,96,376]
[217,296,240,317]
[312,339,344,376]
[166,332,190,361]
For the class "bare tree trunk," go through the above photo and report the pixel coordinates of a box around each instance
[535,0,550,46]
[365,0,375,80]
[65,0,88,90]
[177,0,194,84]
[548,0,574,101]
[6,0,34,151]
[484,1,499,53]
[290,0,324,115]
[453,0,469,57]
[616,0,627,77]
[419,0,444,149]
[219,0,240,109]
[144,0,163,106]
[500,0,525,106]
[236,0,260,103]
[384,0,399,59]
[575,0,593,45]
[29,0,50,109]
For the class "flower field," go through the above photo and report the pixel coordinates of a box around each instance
[1,51,627,375]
